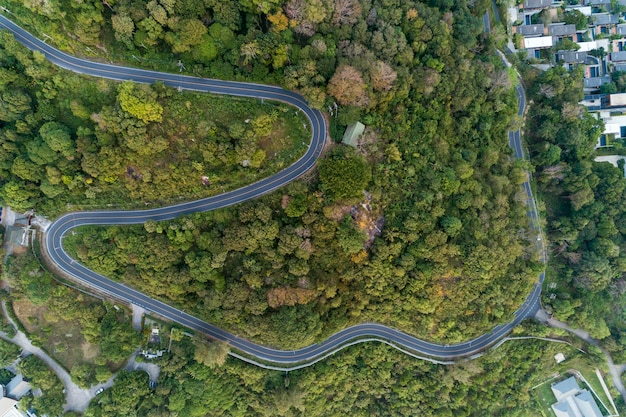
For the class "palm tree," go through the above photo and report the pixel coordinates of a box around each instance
[240,41,260,65]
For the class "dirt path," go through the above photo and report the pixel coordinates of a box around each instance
[0,301,100,412]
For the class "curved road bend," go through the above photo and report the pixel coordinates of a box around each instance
[0,13,545,367]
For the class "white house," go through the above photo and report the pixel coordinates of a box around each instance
[551,376,603,417]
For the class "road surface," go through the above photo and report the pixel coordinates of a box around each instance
[0,12,545,369]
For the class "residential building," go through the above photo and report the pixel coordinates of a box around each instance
[549,23,577,41]
[591,13,619,36]
[0,398,25,417]
[592,109,626,147]
[551,376,603,417]
[611,51,626,62]
[584,0,612,6]
[557,50,588,64]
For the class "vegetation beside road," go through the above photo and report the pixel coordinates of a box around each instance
[48,0,544,348]
[2,252,140,388]
[81,326,609,417]
[525,66,626,363]
[0,0,588,414]
[0,33,308,215]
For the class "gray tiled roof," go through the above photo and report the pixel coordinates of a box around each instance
[549,23,577,36]
[517,24,545,36]
[611,51,626,61]
[584,76,610,87]
[557,50,588,63]
[524,0,552,8]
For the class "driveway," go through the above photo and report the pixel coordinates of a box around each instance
[0,301,94,412]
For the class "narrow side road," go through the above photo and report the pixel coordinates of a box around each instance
[0,301,96,412]
[542,313,626,407]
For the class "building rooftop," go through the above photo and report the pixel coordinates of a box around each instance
[565,5,592,16]
[0,397,23,417]
[592,13,619,25]
[612,51,626,61]
[516,24,545,36]
[609,93,626,106]
[5,374,30,401]
[524,0,553,8]
[557,50,588,63]
[549,23,577,36]
[575,390,603,417]
[342,122,365,148]
[577,38,609,52]
[552,376,581,401]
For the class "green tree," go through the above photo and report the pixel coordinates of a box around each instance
[193,335,230,369]
[317,147,371,201]
[117,81,163,123]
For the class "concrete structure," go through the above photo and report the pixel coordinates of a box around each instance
[4,227,28,248]
[609,93,626,106]
[593,110,626,147]
[577,39,609,52]
[551,376,603,417]
[523,36,554,49]
[554,353,566,364]
[342,122,365,148]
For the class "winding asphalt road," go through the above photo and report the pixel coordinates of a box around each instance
[0,13,545,368]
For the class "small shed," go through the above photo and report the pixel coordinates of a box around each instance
[342,122,365,148]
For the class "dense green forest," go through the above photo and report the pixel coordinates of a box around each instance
[82,328,610,417]
[0,32,308,214]
[527,66,626,361]
[1,0,543,347]
[0,0,582,414]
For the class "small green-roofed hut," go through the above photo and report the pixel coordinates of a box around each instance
[342,121,365,148]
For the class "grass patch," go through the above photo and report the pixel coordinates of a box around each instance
[531,378,557,416]
[12,297,100,371]
[508,67,520,87]
[64,90,310,213]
